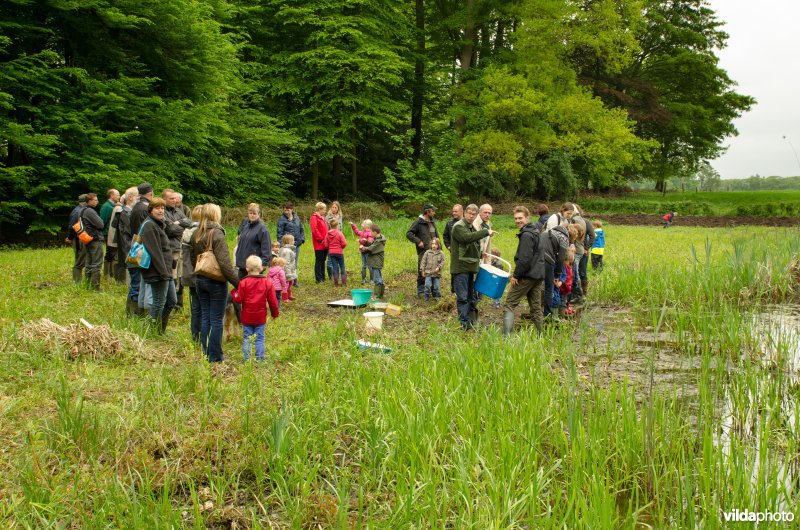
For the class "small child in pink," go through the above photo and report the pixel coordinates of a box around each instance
[350,219,374,284]
[268,257,288,309]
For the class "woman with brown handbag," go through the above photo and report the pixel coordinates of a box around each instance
[190,203,240,363]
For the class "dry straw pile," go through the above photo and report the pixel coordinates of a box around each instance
[19,318,143,360]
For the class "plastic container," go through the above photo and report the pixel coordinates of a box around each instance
[363,311,384,333]
[474,255,512,299]
[351,289,373,306]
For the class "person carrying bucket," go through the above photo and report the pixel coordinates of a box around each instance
[450,204,495,330]
[503,206,547,336]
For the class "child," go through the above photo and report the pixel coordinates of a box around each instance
[662,211,677,228]
[231,255,279,362]
[561,247,575,316]
[271,240,280,260]
[362,224,386,299]
[590,220,605,270]
[350,219,374,284]
[268,257,288,308]
[489,247,503,308]
[278,234,297,301]
[324,219,348,286]
[420,237,445,301]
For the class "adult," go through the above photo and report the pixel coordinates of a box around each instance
[67,194,88,283]
[107,189,129,283]
[545,202,574,231]
[176,193,191,218]
[277,202,305,285]
[127,183,154,313]
[503,206,547,335]
[406,204,439,298]
[115,187,139,293]
[443,204,463,251]
[325,201,343,279]
[81,193,105,291]
[234,203,272,280]
[139,197,177,333]
[542,220,569,320]
[533,204,550,232]
[472,203,494,265]
[310,202,328,283]
[163,189,194,307]
[569,203,595,305]
[450,204,494,330]
[99,188,119,278]
[181,206,202,342]
[662,211,677,228]
[190,203,240,362]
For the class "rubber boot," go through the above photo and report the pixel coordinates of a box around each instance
[333,274,339,287]
[341,272,347,287]
[469,308,479,325]
[126,299,139,317]
[103,261,111,278]
[503,309,515,336]
[90,271,103,292]
[581,279,588,297]
[72,268,82,283]
[176,285,184,308]
[362,270,367,284]
[160,314,170,334]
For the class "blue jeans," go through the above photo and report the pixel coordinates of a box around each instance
[424,276,441,299]
[543,262,556,317]
[370,267,383,285]
[328,253,345,277]
[242,324,265,361]
[578,252,589,282]
[294,245,301,285]
[453,272,478,329]
[196,276,229,362]
[127,267,141,301]
[189,286,201,342]
[146,277,177,320]
[360,252,369,281]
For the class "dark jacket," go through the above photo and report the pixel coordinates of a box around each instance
[81,207,105,242]
[570,213,595,255]
[235,218,272,270]
[512,223,546,281]
[450,219,488,275]
[191,222,239,287]
[277,211,305,247]
[140,216,173,281]
[115,205,134,263]
[533,214,550,233]
[180,225,199,287]
[130,198,151,237]
[543,225,569,265]
[164,206,193,251]
[363,234,386,269]
[443,217,460,250]
[406,215,439,254]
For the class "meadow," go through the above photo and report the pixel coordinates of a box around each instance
[1,217,799,528]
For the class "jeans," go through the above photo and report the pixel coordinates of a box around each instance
[453,272,478,330]
[242,324,265,361]
[572,253,584,301]
[294,244,301,285]
[275,291,282,310]
[314,249,328,283]
[370,267,383,285]
[196,276,229,362]
[146,277,177,320]
[127,267,141,301]
[360,253,369,282]
[189,286,201,342]
[423,276,441,299]
[85,240,104,277]
[543,261,556,317]
[578,252,589,282]
[328,253,345,280]
[72,240,86,282]
[591,254,604,270]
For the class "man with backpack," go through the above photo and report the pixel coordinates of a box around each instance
[80,193,106,291]
[503,206,546,336]
[67,194,88,283]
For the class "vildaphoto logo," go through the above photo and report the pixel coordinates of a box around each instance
[723,509,795,523]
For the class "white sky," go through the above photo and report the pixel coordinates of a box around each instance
[708,0,800,179]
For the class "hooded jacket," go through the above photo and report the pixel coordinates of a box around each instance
[310,213,328,251]
[406,215,439,254]
[363,234,386,269]
[190,222,239,287]
[324,229,347,254]
[278,244,297,281]
[140,216,173,281]
[543,225,569,265]
[449,219,489,275]
[231,274,279,326]
[235,218,272,270]
[277,212,305,247]
[512,223,546,281]
[420,249,446,277]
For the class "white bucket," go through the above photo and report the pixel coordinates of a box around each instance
[363,311,384,333]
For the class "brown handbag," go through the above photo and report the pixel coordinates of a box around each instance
[195,229,226,282]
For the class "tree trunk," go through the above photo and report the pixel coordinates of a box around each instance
[495,20,505,51]
[351,130,358,195]
[312,161,319,200]
[411,0,425,164]
[455,0,476,135]
[333,155,344,194]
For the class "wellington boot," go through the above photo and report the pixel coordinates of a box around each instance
[126,299,139,317]
[103,261,111,278]
[333,274,340,287]
[72,269,83,283]
[503,309,515,336]
[341,272,347,287]
[90,271,103,292]
[160,314,170,334]
[581,279,588,297]
[378,284,385,299]
[175,288,184,309]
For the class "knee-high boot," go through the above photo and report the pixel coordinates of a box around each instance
[503,309,515,336]
[341,272,347,286]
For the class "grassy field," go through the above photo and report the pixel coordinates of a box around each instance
[580,190,800,217]
[1,218,799,527]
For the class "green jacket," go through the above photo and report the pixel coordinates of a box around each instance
[363,234,386,269]
[449,220,489,274]
[99,199,115,237]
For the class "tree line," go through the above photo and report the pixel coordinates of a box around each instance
[0,0,753,233]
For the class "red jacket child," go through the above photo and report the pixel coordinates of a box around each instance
[560,263,573,297]
[231,274,279,326]
[311,212,328,251]
[324,228,347,255]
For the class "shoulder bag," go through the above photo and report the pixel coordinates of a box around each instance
[195,229,226,282]
[126,220,151,268]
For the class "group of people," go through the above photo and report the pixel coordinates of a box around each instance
[67,190,606,361]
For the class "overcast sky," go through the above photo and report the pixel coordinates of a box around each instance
[707,0,800,179]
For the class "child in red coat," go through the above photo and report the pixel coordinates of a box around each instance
[231,255,279,361]
[324,219,348,286]
[560,247,575,315]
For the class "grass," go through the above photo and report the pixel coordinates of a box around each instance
[580,190,800,216]
[1,218,799,527]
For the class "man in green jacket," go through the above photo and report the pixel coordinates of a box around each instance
[99,188,119,278]
[450,204,495,330]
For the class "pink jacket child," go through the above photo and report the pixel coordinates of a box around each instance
[268,264,288,300]
[350,222,374,249]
